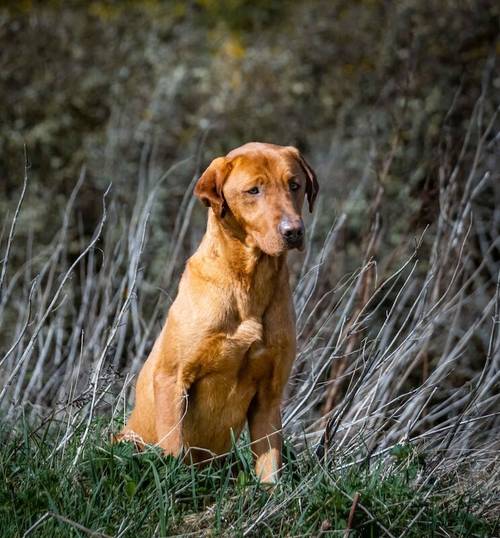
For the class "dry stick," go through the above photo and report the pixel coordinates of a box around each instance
[72,205,150,466]
[383,305,494,449]
[59,332,85,458]
[327,412,500,478]
[22,511,112,538]
[21,512,51,537]
[300,86,492,476]
[0,277,37,368]
[296,242,353,342]
[317,257,422,451]
[101,157,184,373]
[298,262,362,357]
[0,147,28,304]
[316,454,397,538]
[13,321,56,407]
[343,492,361,537]
[321,214,379,417]
[322,224,490,450]
[241,473,312,536]
[375,228,468,371]
[328,383,427,449]
[296,194,321,286]
[0,185,111,407]
[127,157,194,377]
[17,168,86,329]
[54,248,96,405]
[434,104,497,303]
[0,170,87,407]
[295,213,347,328]
[332,127,399,377]
[371,272,468,443]
[439,270,500,454]
[0,233,55,325]
[284,265,371,428]
[299,245,374,348]
[163,139,206,286]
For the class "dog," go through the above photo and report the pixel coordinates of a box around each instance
[118,142,318,483]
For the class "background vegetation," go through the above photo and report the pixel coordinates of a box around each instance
[1,1,499,536]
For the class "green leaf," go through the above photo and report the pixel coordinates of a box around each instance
[125,479,137,498]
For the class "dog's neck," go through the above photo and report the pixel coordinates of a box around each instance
[193,211,290,320]
[202,210,286,280]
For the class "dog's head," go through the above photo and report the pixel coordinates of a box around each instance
[194,142,319,256]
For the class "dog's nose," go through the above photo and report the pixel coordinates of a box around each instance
[279,218,304,247]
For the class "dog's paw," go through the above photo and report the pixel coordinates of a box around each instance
[114,429,146,449]
[234,318,263,347]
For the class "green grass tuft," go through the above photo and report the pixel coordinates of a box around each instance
[0,417,496,537]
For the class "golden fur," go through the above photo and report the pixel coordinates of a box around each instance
[117,142,319,482]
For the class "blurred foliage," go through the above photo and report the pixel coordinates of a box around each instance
[0,0,499,267]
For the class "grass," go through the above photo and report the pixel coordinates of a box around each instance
[1,416,496,537]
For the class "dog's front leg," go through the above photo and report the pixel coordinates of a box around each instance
[248,398,283,484]
[153,369,187,456]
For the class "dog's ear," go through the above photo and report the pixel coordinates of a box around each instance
[288,147,319,213]
[298,154,319,213]
[194,157,232,218]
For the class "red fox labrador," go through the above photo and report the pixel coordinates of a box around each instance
[118,142,318,483]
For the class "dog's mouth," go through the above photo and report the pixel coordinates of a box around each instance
[252,230,305,256]
[267,236,305,255]
[284,236,304,251]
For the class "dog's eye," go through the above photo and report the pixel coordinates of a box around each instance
[289,181,300,191]
[247,186,260,195]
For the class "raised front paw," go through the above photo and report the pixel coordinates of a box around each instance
[233,318,263,347]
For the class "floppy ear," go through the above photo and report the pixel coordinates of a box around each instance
[194,157,232,218]
[290,148,319,213]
